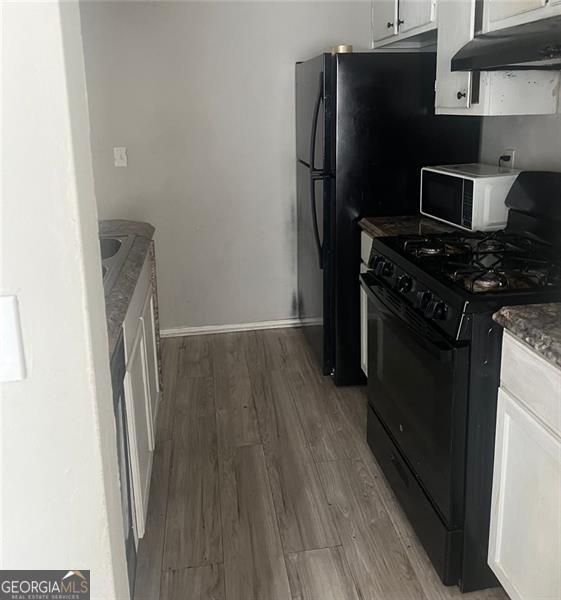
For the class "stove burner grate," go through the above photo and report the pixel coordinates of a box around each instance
[399,231,560,294]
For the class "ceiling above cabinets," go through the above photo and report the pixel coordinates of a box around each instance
[371,0,561,116]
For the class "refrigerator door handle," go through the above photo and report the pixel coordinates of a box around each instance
[310,175,323,270]
[309,72,326,270]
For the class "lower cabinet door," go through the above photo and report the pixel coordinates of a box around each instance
[360,282,368,376]
[141,290,160,432]
[488,388,561,600]
[124,324,154,539]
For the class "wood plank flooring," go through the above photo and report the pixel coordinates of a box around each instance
[134,328,508,600]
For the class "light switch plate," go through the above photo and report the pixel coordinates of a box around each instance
[0,295,27,382]
[113,146,128,167]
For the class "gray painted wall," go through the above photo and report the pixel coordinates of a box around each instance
[80,1,371,331]
[81,2,561,331]
[480,114,561,171]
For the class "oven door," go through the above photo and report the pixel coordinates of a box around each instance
[361,272,469,527]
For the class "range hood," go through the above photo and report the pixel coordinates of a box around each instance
[452,15,561,71]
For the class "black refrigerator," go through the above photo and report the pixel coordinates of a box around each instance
[296,52,481,385]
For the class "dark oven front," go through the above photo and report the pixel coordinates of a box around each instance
[361,272,470,531]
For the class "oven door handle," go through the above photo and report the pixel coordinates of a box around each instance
[360,272,465,362]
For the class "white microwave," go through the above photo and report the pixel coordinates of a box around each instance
[420,163,519,231]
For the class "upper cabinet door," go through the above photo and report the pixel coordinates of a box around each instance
[398,0,436,33]
[487,0,547,23]
[435,0,474,109]
[372,0,398,43]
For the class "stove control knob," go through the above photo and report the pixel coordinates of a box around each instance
[370,254,384,270]
[374,259,393,277]
[397,275,412,293]
[382,262,394,276]
[415,290,432,310]
[425,300,448,320]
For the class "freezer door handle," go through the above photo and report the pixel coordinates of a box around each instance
[309,72,323,171]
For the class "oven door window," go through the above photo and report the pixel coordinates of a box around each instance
[422,171,464,227]
[367,287,469,526]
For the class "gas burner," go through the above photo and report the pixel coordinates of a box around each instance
[475,238,507,254]
[470,270,508,292]
[416,244,444,257]
[404,238,472,258]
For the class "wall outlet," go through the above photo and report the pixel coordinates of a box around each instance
[500,149,516,169]
[113,146,127,168]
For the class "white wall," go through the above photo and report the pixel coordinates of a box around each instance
[0,3,128,598]
[80,1,371,331]
[480,114,561,171]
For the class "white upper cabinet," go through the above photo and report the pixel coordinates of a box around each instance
[487,0,547,23]
[372,0,398,44]
[484,0,561,31]
[435,0,474,110]
[372,0,436,47]
[436,0,561,115]
[397,0,436,34]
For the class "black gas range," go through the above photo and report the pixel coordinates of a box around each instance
[360,172,561,592]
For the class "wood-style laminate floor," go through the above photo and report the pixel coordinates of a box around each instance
[134,328,508,600]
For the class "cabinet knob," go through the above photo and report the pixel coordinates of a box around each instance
[397,19,405,26]
[386,21,394,28]
[457,91,467,100]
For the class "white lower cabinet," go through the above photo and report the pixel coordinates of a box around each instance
[141,291,160,433]
[360,232,373,377]
[124,322,154,539]
[122,254,160,540]
[360,271,368,377]
[489,334,561,600]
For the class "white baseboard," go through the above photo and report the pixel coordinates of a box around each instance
[160,317,319,338]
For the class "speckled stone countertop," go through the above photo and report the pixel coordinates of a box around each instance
[359,215,454,238]
[494,304,561,370]
[100,220,155,357]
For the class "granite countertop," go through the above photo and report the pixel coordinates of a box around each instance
[359,215,454,238]
[494,304,561,371]
[101,219,155,357]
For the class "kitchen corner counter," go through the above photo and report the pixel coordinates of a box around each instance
[494,303,561,370]
[100,219,156,358]
[359,215,454,238]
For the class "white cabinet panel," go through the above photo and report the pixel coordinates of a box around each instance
[489,388,561,600]
[141,290,160,432]
[372,0,398,43]
[436,0,560,115]
[360,232,373,264]
[398,0,436,34]
[501,331,561,437]
[360,280,368,377]
[124,325,154,539]
[435,0,473,110]
[487,0,547,23]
